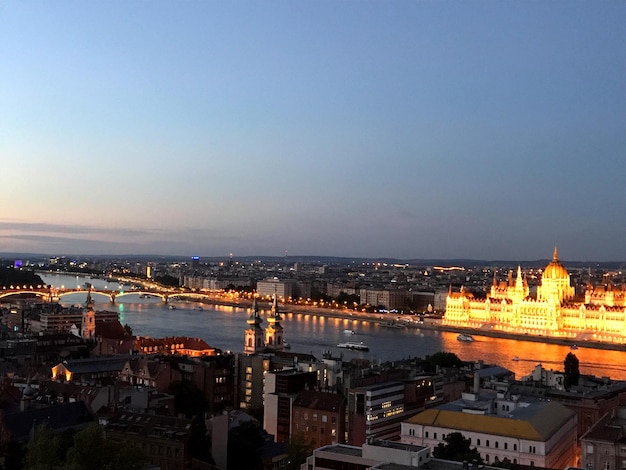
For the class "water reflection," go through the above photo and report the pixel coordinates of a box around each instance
[43,274,626,381]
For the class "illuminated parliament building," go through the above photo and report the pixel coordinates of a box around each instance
[444,248,626,343]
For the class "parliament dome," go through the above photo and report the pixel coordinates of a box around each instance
[543,247,569,280]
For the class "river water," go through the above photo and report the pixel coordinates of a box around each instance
[39,273,626,381]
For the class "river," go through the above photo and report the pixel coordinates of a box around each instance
[39,273,626,381]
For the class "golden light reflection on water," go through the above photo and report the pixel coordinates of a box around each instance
[442,331,626,380]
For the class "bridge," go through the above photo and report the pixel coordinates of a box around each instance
[0,287,222,304]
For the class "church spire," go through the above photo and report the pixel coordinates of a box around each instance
[84,288,94,310]
[265,294,284,352]
[553,246,559,261]
[244,296,264,354]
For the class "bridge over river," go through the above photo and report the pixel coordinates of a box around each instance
[0,287,220,304]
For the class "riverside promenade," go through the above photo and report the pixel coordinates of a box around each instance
[187,295,626,353]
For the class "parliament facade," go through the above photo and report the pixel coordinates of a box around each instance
[444,248,626,344]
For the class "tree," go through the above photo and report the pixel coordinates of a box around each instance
[24,424,62,470]
[227,420,264,470]
[189,415,214,464]
[286,434,314,470]
[62,423,146,470]
[564,352,580,389]
[168,380,207,418]
[432,432,482,463]
[426,351,464,371]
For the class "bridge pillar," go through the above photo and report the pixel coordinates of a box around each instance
[164,295,168,304]
[110,293,116,304]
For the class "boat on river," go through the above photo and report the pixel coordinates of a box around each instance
[380,321,406,329]
[457,334,474,342]
[343,329,356,335]
[337,341,369,351]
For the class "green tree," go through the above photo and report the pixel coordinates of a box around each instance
[154,274,180,287]
[189,415,214,464]
[286,434,314,470]
[227,420,263,470]
[3,439,26,470]
[426,351,464,371]
[564,352,580,389]
[168,380,207,418]
[64,423,146,470]
[432,432,482,463]
[24,424,62,470]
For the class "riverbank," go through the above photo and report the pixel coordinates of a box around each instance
[185,295,626,353]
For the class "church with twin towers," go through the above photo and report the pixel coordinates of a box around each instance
[244,295,286,354]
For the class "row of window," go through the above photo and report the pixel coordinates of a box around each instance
[423,431,533,452]
[296,412,335,424]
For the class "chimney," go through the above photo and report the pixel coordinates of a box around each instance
[473,371,480,395]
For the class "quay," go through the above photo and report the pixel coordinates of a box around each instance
[187,295,626,353]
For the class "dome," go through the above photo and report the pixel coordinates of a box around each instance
[543,247,569,280]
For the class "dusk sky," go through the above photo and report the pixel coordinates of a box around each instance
[1,2,624,261]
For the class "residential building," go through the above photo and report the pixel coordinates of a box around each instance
[237,354,271,411]
[105,411,193,470]
[292,390,346,447]
[134,336,217,357]
[347,381,407,446]
[264,369,317,443]
[581,407,626,470]
[257,279,296,300]
[51,356,130,384]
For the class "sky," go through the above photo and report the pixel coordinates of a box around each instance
[1,1,625,261]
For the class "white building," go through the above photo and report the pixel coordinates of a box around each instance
[301,440,432,470]
[256,278,296,300]
[401,388,578,469]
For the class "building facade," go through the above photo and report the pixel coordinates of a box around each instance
[581,407,626,470]
[445,248,626,343]
[401,389,578,469]
[292,390,346,447]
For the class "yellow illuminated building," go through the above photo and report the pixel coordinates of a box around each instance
[444,248,626,343]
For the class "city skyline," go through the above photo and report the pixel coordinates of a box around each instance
[2,2,625,261]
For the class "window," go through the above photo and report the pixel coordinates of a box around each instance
[477,439,481,446]
[495,442,499,449]
[504,443,508,450]
[425,431,429,438]
[514,444,517,451]
[434,433,437,440]
[486,440,490,447]
[322,415,327,423]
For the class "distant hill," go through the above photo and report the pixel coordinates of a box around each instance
[1,252,625,269]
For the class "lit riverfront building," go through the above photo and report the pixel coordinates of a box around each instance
[444,248,626,344]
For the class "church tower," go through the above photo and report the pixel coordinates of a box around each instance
[265,295,284,352]
[244,297,265,354]
[81,290,96,340]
